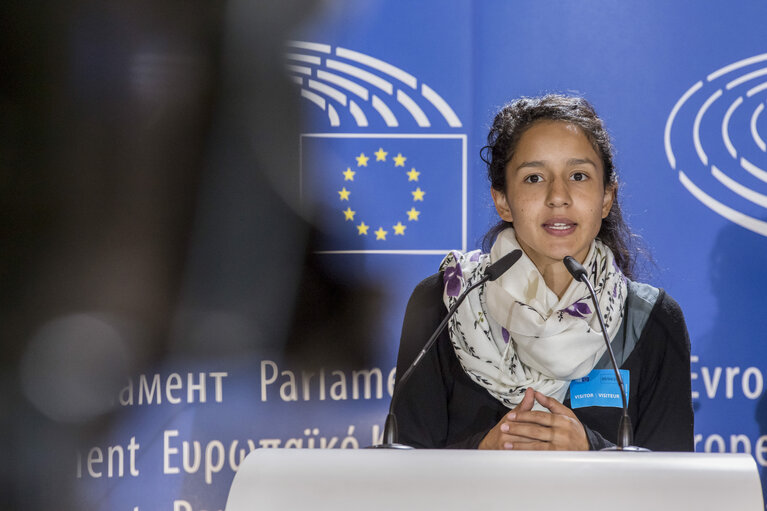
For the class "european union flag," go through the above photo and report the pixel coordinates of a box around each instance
[300,134,465,253]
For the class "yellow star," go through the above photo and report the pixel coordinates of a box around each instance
[411,187,425,201]
[406,207,420,221]
[374,227,388,240]
[338,187,350,201]
[356,153,369,167]
[343,167,356,181]
[393,222,406,235]
[406,167,420,181]
[393,153,406,167]
[357,222,369,235]
[343,207,355,221]
[374,147,388,161]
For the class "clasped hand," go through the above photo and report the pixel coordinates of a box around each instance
[478,388,589,451]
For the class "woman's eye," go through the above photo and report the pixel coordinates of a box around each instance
[524,175,542,184]
[571,172,588,182]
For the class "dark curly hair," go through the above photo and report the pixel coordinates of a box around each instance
[480,94,637,279]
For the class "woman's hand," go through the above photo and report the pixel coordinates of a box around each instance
[478,387,535,450]
[478,389,589,451]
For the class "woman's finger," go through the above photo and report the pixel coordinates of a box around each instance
[500,434,539,444]
[534,391,575,417]
[512,387,536,413]
[505,441,551,451]
[510,410,556,426]
[504,422,554,442]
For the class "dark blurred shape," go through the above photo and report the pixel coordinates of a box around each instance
[20,313,134,423]
[284,227,382,370]
[0,0,378,509]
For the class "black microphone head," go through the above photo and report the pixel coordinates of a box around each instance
[486,249,523,281]
[563,256,588,282]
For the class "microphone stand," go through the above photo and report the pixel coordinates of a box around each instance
[370,249,522,448]
[563,256,648,452]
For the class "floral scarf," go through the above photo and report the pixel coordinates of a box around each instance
[440,227,627,409]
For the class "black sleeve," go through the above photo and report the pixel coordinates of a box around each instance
[392,273,451,448]
[583,424,615,450]
[632,291,695,451]
[393,274,494,449]
[569,289,693,451]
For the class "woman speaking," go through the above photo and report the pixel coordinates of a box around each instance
[393,95,694,451]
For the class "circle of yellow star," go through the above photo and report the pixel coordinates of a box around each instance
[374,148,388,161]
[342,149,422,241]
[406,207,420,221]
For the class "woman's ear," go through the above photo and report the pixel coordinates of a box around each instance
[601,183,615,219]
[491,187,514,222]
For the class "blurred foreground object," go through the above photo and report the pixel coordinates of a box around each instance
[0,0,378,508]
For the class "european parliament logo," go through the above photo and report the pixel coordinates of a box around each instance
[301,134,465,253]
[665,52,767,237]
[289,41,466,254]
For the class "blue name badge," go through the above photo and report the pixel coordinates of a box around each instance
[569,369,629,409]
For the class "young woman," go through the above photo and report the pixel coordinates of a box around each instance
[393,95,693,451]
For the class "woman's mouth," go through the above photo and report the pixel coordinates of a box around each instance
[543,221,576,236]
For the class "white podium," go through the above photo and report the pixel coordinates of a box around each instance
[226,449,763,511]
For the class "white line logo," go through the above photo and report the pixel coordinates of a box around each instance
[665,53,767,237]
[286,41,462,129]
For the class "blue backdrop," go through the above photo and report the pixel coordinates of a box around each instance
[75,2,767,509]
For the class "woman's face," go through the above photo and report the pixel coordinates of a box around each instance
[491,120,614,270]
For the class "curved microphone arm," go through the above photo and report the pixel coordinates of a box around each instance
[563,256,641,450]
[372,249,522,448]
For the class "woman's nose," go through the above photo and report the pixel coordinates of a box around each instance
[546,177,572,207]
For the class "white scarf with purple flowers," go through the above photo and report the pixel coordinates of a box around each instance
[441,227,627,410]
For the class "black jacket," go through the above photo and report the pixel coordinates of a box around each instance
[393,273,694,451]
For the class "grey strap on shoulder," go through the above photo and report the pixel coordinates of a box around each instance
[594,280,661,370]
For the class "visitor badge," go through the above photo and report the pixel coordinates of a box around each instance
[569,369,629,409]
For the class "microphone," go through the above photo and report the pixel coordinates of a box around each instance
[563,256,647,452]
[370,249,523,448]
